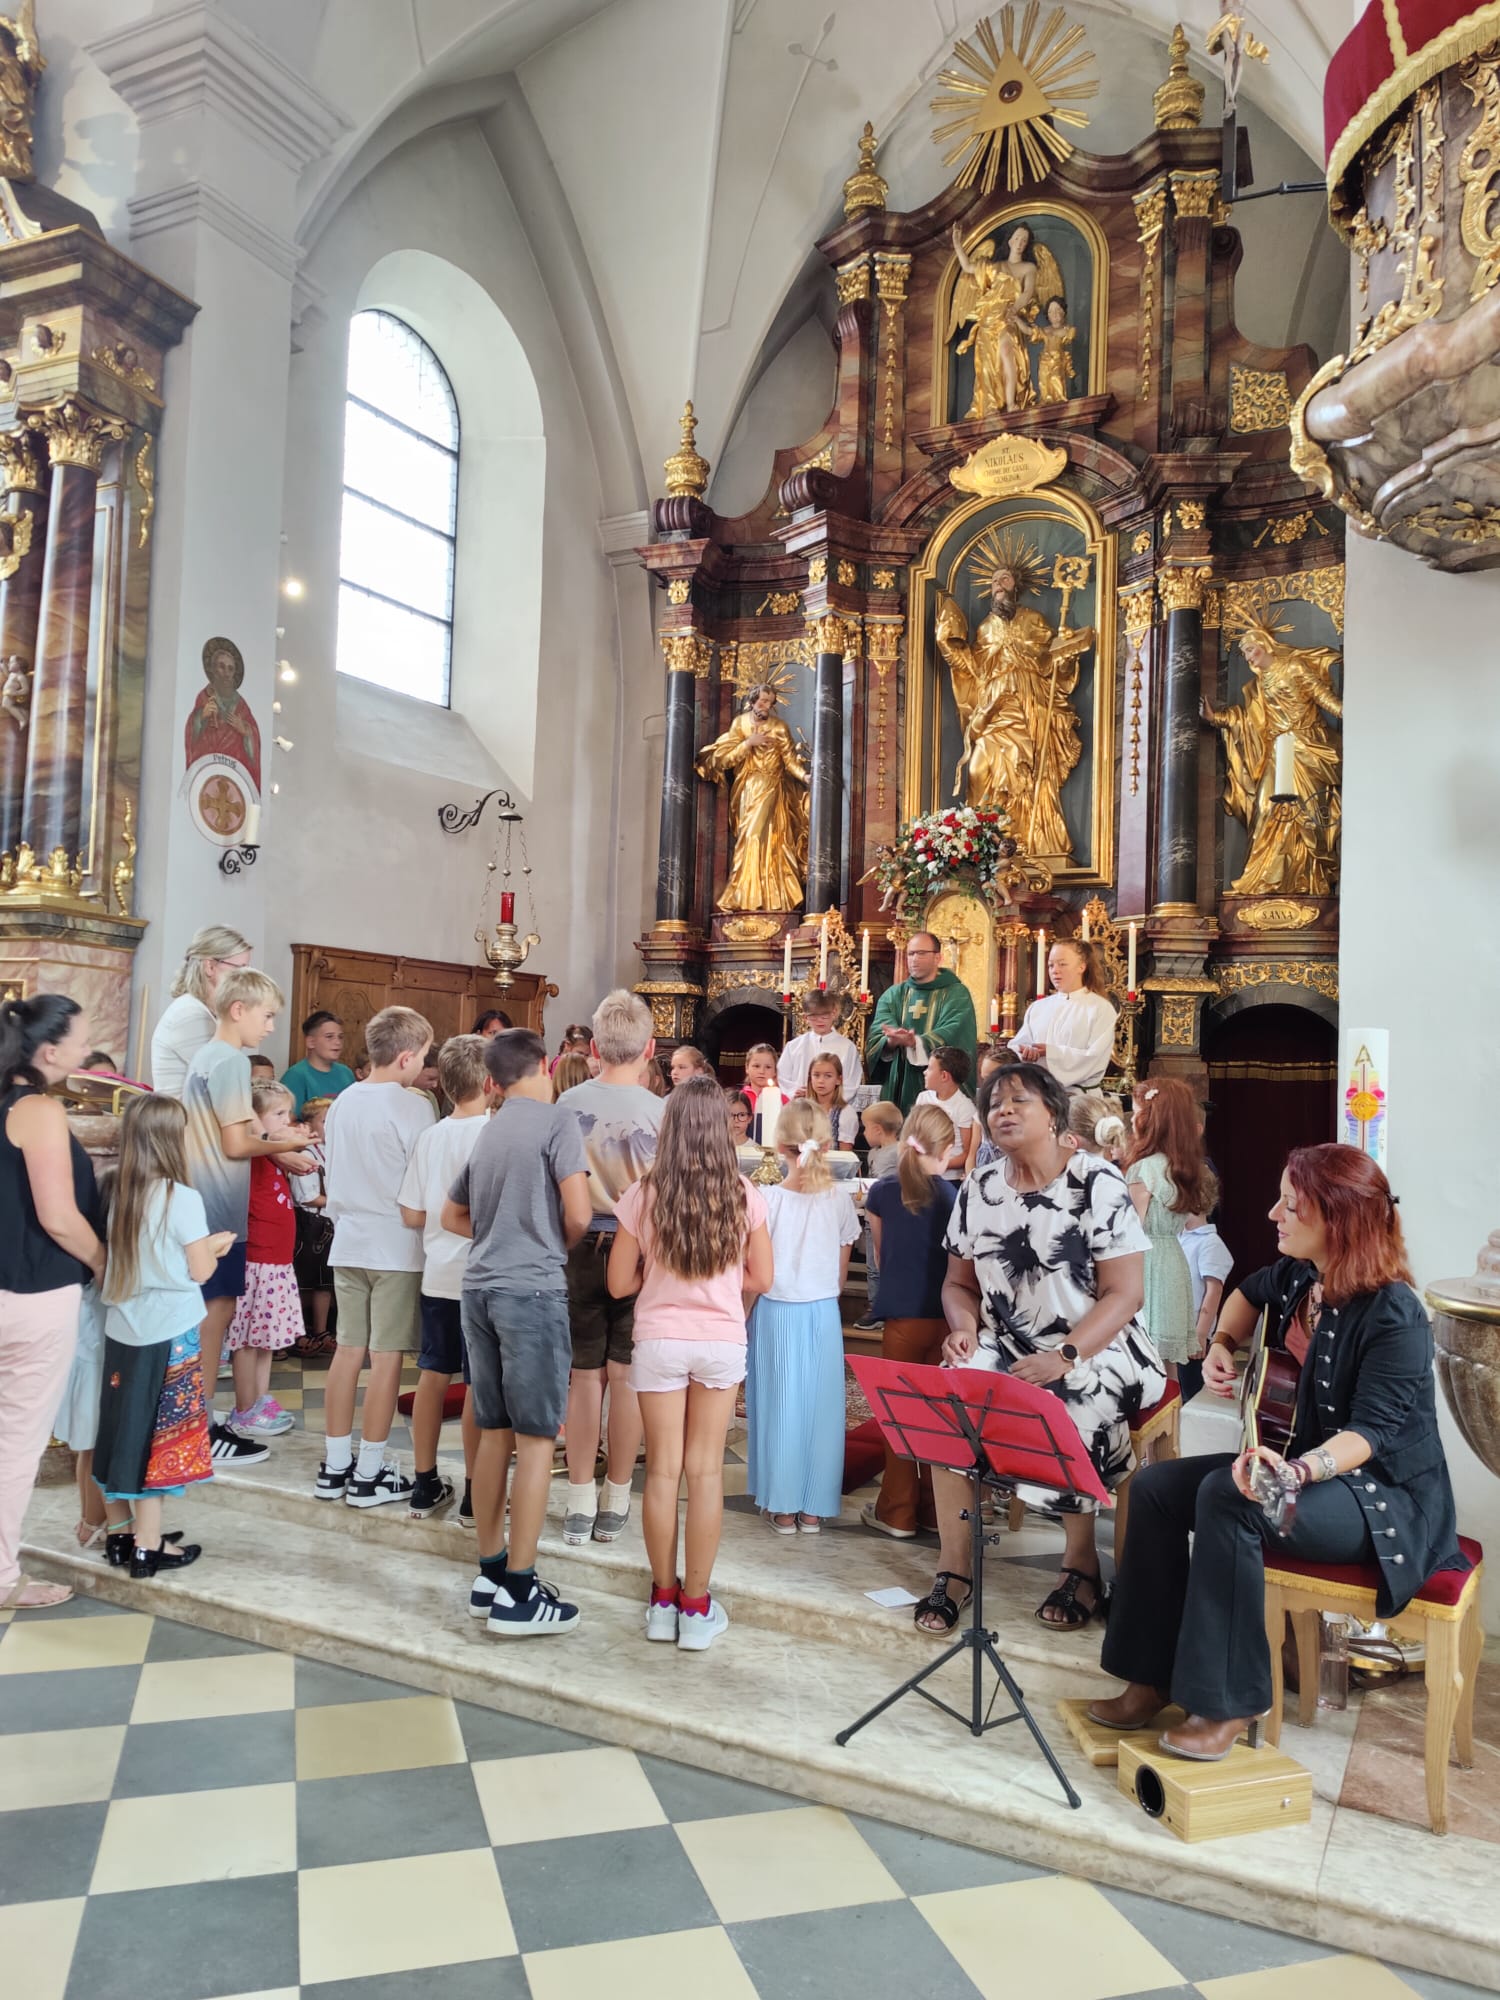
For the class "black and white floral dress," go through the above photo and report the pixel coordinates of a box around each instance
[944,1151,1166,1499]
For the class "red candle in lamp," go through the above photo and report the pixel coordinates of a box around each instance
[500,890,515,925]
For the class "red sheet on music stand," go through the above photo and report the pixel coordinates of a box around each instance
[848,1355,1110,1508]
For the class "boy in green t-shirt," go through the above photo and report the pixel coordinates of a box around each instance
[282,1009,356,1114]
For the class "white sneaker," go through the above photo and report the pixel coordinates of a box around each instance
[677,1597,728,1652]
[645,1597,679,1643]
[346,1457,414,1509]
[563,1486,597,1546]
[486,1576,580,1638]
[233,1400,295,1437]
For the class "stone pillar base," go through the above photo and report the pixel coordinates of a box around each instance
[0,905,148,1075]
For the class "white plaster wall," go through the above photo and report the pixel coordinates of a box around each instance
[711,310,836,519]
[266,119,627,1031]
[1341,540,1500,1628]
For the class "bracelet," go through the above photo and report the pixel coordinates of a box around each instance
[1296,1446,1338,1485]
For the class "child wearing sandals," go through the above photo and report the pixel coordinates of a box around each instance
[745,1101,861,1534]
[609,1075,773,1650]
[93,1095,234,1577]
[224,1080,306,1437]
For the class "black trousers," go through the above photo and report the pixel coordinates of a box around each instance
[1101,1453,1373,1719]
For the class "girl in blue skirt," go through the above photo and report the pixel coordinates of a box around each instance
[746,1101,860,1533]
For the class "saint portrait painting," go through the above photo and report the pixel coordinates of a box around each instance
[185,636,261,791]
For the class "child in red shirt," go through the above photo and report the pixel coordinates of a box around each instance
[225,1080,306,1437]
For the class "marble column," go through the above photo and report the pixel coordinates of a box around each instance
[656,632,708,924]
[0,431,47,856]
[20,402,125,870]
[1153,564,1211,912]
[806,614,847,915]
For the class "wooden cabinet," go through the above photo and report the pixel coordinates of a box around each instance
[286,944,556,1068]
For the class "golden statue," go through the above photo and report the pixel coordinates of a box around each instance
[695,681,809,912]
[1202,613,1343,896]
[935,529,1093,861]
[0,1,42,184]
[1029,298,1077,404]
[948,222,1064,418]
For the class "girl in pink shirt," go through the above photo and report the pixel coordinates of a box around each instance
[610,1076,773,1652]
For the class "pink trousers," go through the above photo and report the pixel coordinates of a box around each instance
[0,1284,80,1593]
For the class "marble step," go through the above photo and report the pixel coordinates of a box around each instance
[188,1428,1106,1675]
[21,1478,1497,1991]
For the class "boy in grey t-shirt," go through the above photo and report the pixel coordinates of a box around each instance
[443,1030,590,1638]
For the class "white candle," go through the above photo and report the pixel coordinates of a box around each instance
[1035,927,1046,995]
[1127,922,1138,994]
[1273,731,1297,798]
[242,801,261,846]
[1080,906,1091,942]
[989,994,1000,1032]
[819,915,829,987]
[757,1084,783,1150]
[782,933,793,995]
[859,926,870,996]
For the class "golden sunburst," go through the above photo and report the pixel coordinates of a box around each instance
[931,3,1098,195]
[969,525,1048,597]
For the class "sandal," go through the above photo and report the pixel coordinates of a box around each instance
[2,1576,73,1610]
[1035,1566,1106,1629]
[294,1332,337,1359]
[914,1572,973,1634]
[74,1521,107,1552]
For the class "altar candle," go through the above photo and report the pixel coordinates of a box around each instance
[782,933,793,996]
[1080,906,1091,943]
[1127,922,1138,996]
[1273,731,1297,798]
[989,994,1000,1032]
[242,802,260,847]
[1035,928,1046,995]
[859,926,870,997]
[757,1084,783,1151]
[819,915,829,987]
[500,890,515,925]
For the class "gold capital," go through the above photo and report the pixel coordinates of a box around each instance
[806,612,853,657]
[1172,169,1221,219]
[662,631,713,678]
[0,428,42,493]
[835,256,871,304]
[1157,564,1212,614]
[663,401,710,499]
[1119,584,1155,640]
[874,251,910,305]
[26,397,128,472]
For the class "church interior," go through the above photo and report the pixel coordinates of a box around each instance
[2,3,1499,1996]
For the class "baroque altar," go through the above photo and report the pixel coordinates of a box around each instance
[636,11,1346,1082]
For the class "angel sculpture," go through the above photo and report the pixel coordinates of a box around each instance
[1029,297,1077,405]
[948,220,1065,418]
[1,653,29,731]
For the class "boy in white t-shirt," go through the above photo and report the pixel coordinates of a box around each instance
[398,1035,496,1522]
[779,990,864,1098]
[316,1005,435,1508]
[914,1044,980,1179]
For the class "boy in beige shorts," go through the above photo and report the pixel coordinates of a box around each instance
[316,1005,435,1506]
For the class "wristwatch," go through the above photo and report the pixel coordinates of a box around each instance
[1059,1342,1079,1364]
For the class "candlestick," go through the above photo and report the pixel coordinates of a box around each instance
[500,889,515,925]
[818,915,829,988]
[1127,921,1138,996]
[782,933,793,996]
[1273,731,1296,798]
[1035,927,1046,997]
[242,802,260,847]
[1080,906,1091,943]
[989,994,1000,1032]
[859,926,870,998]
[757,1084,783,1151]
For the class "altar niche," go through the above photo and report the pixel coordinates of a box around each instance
[906,488,1115,883]
[936,202,1106,422]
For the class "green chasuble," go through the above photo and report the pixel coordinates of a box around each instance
[867,968,978,1114]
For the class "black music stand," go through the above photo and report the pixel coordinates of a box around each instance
[837,1357,1112,1810]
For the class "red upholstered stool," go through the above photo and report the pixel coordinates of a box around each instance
[1007,1379,1181,1547]
[1263,1535,1484,1835]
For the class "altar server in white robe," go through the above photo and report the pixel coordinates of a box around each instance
[780,991,864,1098]
[1010,937,1117,1090]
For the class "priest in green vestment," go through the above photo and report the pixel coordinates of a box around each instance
[867,931,979,1114]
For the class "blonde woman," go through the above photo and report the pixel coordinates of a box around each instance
[150,925,252,1096]
[745,1100,861,1533]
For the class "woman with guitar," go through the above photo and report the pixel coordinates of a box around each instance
[1090,1144,1467,1761]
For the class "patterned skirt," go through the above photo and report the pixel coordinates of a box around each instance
[226,1260,303,1352]
[93,1330,213,1501]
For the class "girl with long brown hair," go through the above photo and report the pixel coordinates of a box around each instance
[1094,1143,1466,1763]
[804,1051,859,1146]
[1124,1077,1214,1381]
[94,1094,234,1578]
[609,1075,773,1650]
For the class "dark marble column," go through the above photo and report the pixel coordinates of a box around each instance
[0,432,48,857]
[655,632,706,924]
[20,404,124,870]
[806,614,847,915]
[1153,565,1210,913]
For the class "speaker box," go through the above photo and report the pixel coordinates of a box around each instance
[1118,1737,1312,1842]
[1057,1698,1187,1767]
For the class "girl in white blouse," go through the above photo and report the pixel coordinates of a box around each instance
[1009,938,1117,1090]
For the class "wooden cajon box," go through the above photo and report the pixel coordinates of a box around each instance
[1117,1737,1312,1842]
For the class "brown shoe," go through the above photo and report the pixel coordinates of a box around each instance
[1158,1713,1255,1761]
[1086,1684,1169,1731]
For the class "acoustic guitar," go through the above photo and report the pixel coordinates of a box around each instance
[1238,1306,1302,1455]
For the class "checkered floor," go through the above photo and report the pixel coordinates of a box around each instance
[0,1596,1489,2000]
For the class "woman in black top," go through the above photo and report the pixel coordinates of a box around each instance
[1093,1142,1465,1761]
[0,994,105,1609]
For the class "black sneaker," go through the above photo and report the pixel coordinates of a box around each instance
[408,1473,454,1519]
[485,1575,580,1638]
[458,1483,475,1530]
[209,1420,270,1466]
[314,1460,353,1500]
[469,1567,504,1619]
[852,1314,884,1333]
[346,1458,414,1509]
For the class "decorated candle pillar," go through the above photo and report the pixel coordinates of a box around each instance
[1152,562,1211,914]
[656,629,711,924]
[806,611,850,916]
[19,399,126,875]
[0,429,46,858]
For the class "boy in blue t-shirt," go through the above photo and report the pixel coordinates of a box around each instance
[282,1010,356,1114]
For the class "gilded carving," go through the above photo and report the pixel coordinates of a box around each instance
[873,569,897,591]
[1253,510,1328,547]
[112,798,136,918]
[836,256,871,304]
[661,631,713,678]
[0,0,42,183]
[1120,584,1151,797]
[0,427,41,492]
[843,122,888,215]
[864,618,902,677]
[754,590,800,616]
[1347,204,1390,321]
[1175,500,1206,531]
[663,400,710,499]
[720,915,780,942]
[1159,994,1198,1046]
[1217,959,1339,1001]
[807,612,853,658]
[707,967,786,1003]
[807,556,827,585]
[91,343,159,398]
[1458,49,1500,299]
[949,432,1067,500]
[135,434,154,550]
[0,503,30,578]
[1134,181,1169,401]
[1229,364,1292,433]
[1235,899,1319,931]
[1131,529,1152,556]
[874,251,910,305]
[667,579,690,604]
[1171,170,1220,219]
[695,681,807,912]
[1157,563,1211,614]
[836,560,857,587]
[721,636,812,693]
[1404,498,1500,545]
[1223,565,1344,638]
[26,397,128,472]
[929,7,1097,195]
[1154,24,1204,130]
[1202,586,1223,629]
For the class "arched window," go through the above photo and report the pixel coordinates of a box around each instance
[337,310,459,706]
